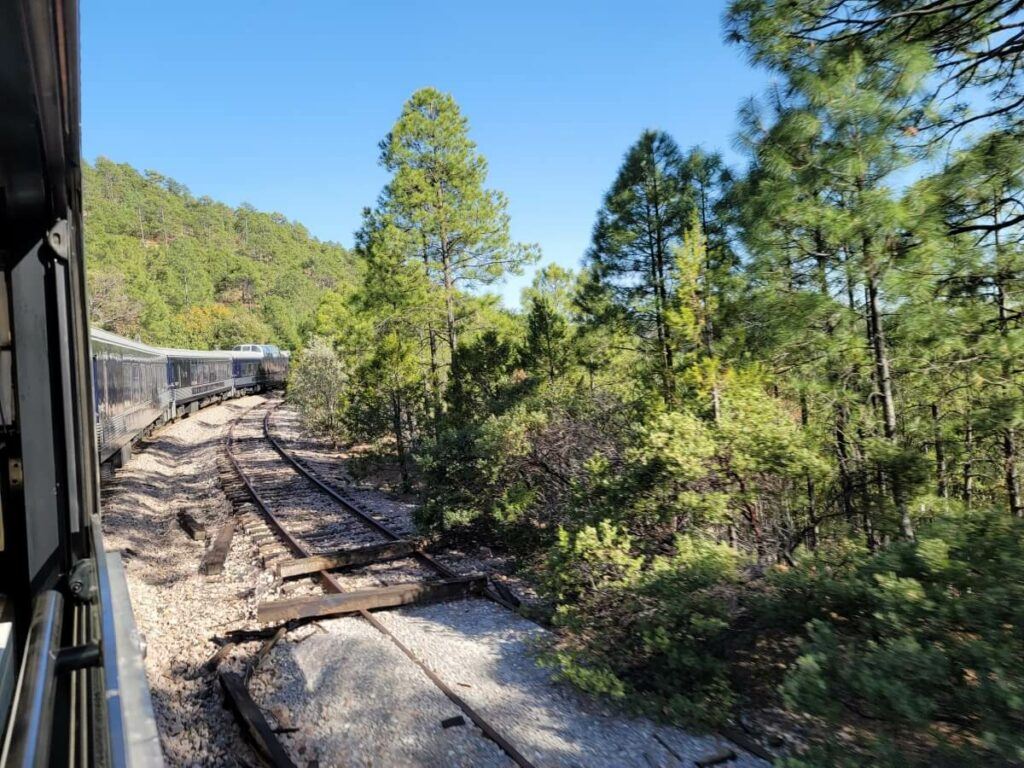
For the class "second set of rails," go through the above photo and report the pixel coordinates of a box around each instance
[218,399,537,768]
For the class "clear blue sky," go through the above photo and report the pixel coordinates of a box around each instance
[82,1,768,307]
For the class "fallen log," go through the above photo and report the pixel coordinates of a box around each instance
[490,580,521,608]
[219,671,297,768]
[203,642,234,672]
[695,746,736,767]
[245,626,286,684]
[256,575,486,624]
[275,539,418,579]
[718,726,775,763]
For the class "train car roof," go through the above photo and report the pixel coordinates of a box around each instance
[230,350,264,360]
[90,328,166,357]
[159,347,234,361]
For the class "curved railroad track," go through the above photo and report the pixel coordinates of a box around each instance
[218,398,534,768]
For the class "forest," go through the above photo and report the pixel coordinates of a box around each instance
[86,1,1023,765]
[83,157,355,349]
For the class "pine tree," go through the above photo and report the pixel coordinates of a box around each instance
[924,132,1024,515]
[522,265,574,383]
[726,0,1024,139]
[376,87,538,408]
[587,130,693,401]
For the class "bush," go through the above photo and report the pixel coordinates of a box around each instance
[540,509,1024,765]
[287,336,346,438]
[417,386,634,554]
[543,524,745,726]
[770,509,1024,767]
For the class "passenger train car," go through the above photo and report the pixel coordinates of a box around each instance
[92,329,288,466]
[0,1,169,763]
[0,4,289,761]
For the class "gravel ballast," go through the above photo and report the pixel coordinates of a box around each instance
[101,395,269,765]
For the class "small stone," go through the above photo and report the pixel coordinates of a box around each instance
[270,704,293,729]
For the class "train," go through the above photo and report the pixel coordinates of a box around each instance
[91,329,289,467]
[0,3,295,763]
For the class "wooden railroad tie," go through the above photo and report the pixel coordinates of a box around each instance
[275,539,419,580]
[257,574,487,624]
[177,510,207,541]
[199,519,236,576]
[219,671,297,768]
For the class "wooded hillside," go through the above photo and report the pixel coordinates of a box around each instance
[83,157,356,348]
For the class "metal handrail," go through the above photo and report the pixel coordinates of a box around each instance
[1,590,63,767]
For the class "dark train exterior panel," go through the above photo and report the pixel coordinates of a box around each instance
[162,348,234,409]
[91,329,170,462]
[89,330,289,464]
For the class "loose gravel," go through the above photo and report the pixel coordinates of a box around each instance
[371,599,765,768]
[248,619,511,768]
[101,395,269,766]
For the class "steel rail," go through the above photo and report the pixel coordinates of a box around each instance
[224,401,537,768]
[261,404,520,612]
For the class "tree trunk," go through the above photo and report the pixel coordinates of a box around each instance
[963,414,974,508]
[994,219,1021,515]
[546,326,556,382]
[800,394,818,549]
[442,257,457,361]
[864,250,913,541]
[932,403,947,498]
[390,390,410,491]
[699,184,717,359]
[704,221,721,422]
[647,165,674,401]
[855,426,877,551]
[1004,430,1022,517]
[835,402,857,528]
[421,246,443,427]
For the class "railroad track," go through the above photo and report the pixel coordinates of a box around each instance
[216,398,535,768]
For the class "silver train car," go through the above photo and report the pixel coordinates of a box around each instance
[91,329,288,465]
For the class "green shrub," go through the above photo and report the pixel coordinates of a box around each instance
[772,510,1024,767]
[544,524,745,726]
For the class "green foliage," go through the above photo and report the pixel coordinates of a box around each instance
[544,526,744,725]
[84,158,355,348]
[288,337,346,437]
[769,510,1024,766]
[292,26,1024,759]
[523,294,571,383]
[586,130,693,399]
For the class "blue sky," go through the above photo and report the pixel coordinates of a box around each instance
[82,1,769,307]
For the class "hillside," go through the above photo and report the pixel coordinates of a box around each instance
[83,157,356,349]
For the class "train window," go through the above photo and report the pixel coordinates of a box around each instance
[100,356,108,417]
